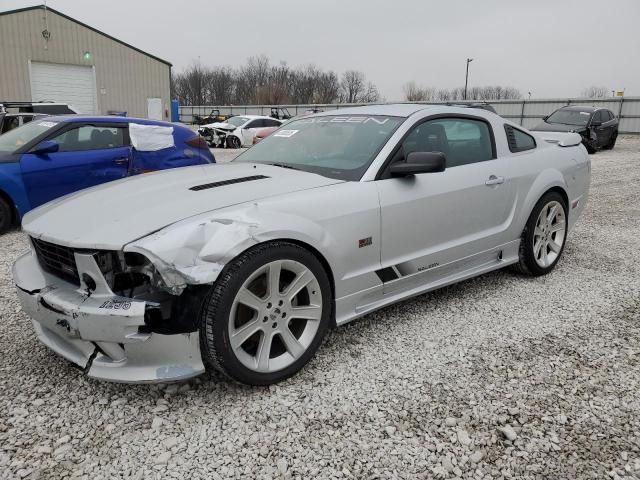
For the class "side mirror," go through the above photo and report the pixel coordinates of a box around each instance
[390,151,446,177]
[542,115,549,121]
[30,140,59,155]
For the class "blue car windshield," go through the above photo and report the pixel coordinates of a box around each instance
[0,120,58,153]
[235,115,403,180]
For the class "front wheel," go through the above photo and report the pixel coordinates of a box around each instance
[226,136,241,149]
[199,242,332,385]
[513,192,568,276]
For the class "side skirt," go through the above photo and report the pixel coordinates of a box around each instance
[334,239,520,326]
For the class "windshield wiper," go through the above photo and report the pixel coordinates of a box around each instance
[267,162,301,171]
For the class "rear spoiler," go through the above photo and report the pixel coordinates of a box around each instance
[540,132,583,147]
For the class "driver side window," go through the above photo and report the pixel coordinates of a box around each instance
[50,125,126,152]
[397,118,494,168]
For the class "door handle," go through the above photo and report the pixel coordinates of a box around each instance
[114,157,129,164]
[485,175,505,186]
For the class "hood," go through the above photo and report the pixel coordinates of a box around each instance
[23,163,343,249]
[531,121,587,133]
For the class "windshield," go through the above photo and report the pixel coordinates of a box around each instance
[235,115,403,180]
[546,109,591,126]
[225,116,249,127]
[0,119,57,153]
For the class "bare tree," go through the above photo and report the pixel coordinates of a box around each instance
[173,62,208,105]
[256,61,291,104]
[404,81,424,101]
[206,67,235,105]
[314,71,340,103]
[361,82,380,103]
[582,86,609,98]
[174,58,378,106]
[436,89,452,101]
[403,82,435,102]
[339,70,366,103]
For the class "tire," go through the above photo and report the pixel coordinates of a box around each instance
[603,132,617,150]
[0,197,13,234]
[512,191,568,277]
[199,241,332,385]
[583,140,597,154]
[226,136,241,149]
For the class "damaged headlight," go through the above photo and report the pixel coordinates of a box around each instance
[123,209,262,295]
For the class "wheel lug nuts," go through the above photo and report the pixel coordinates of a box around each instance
[272,322,277,329]
[266,302,272,309]
[281,312,286,318]
[278,300,283,306]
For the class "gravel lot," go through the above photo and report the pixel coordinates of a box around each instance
[1,137,639,479]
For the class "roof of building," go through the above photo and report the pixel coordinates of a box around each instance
[0,4,172,67]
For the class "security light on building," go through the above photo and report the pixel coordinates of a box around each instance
[0,5,172,119]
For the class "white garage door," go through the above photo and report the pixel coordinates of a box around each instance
[30,62,96,114]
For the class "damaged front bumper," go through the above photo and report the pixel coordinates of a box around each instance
[13,252,205,383]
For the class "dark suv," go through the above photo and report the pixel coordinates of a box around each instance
[532,106,618,153]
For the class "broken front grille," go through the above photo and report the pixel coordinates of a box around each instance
[30,237,81,285]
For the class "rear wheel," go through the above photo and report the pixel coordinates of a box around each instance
[513,192,568,276]
[199,242,332,385]
[0,197,13,234]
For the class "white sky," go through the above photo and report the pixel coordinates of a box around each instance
[2,0,639,100]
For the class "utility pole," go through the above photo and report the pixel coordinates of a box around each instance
[464,58,473,101]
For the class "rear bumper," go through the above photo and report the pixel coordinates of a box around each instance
[13,252,205,383]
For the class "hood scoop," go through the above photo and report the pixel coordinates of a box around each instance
[189,175,270,192]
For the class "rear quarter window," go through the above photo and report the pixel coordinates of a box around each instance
[504,125,536,153]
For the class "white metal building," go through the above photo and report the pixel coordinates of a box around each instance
[0,5,172,119]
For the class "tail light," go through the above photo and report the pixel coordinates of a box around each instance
[185,135,209,150]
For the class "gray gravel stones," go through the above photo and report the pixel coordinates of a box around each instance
[1,137,640,478]
[497,425,518,441]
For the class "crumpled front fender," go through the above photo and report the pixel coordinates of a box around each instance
[124,203,330,295]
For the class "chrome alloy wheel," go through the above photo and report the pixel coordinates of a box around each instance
[228,260,323,373]
[533,200,566,268]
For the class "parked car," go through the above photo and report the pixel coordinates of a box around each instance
[0,116,214,233]
[531,106,618,153]
[253,126,279,144]
[0,112,48,135]
[253,110,324,144]
[198,115,282,148]
[1,101,80,115]
[13,104,590,385]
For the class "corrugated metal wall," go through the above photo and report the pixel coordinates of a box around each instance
[0,8,171,119]
[180,98,640,134]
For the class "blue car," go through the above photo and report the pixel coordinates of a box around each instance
[0,116,214,233]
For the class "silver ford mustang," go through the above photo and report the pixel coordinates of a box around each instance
[13,104,591,385]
